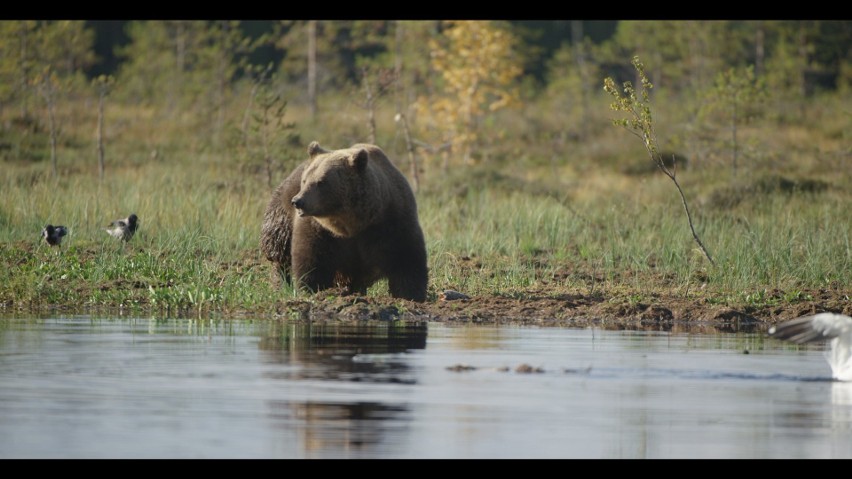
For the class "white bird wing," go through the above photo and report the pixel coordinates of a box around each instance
[811,313,852,338]
[769,313,852,344]
[770,313,852,381]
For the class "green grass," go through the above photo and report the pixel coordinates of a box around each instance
[1,87,850,317]
[2,162,849,315]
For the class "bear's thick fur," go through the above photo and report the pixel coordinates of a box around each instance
[260,141,428,302]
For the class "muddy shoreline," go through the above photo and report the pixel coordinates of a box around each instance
[5,287,850,334]
[293,287,850,332]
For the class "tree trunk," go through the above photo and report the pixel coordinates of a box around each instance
[242,81,259,149]
[397,113,419,193]
[754,21,765,78]
[262,105,273,188]
[571,20,588,140]
[97,89,105,181]
[307,20,318,119]
[731,96,738,177]
[393,20,404,115]
[18,24,30,119]
[797,22,809,98]
[171,21,186,116]
[45,85,58,179]
[362,68,377,144]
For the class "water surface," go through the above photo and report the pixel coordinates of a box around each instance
[1,316,850,458]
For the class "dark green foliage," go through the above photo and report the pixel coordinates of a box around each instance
[237,64,299,188]
[706,174,831,210]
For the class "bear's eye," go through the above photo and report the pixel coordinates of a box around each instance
[316,180,327,188]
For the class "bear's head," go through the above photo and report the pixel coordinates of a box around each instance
[291,142,373,237]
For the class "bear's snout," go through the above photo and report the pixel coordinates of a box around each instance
[291,196,307,215]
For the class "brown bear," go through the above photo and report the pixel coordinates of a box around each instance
[260,141,428,302]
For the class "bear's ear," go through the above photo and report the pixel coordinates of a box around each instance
[308,141,328,158]
[349,149,369,171]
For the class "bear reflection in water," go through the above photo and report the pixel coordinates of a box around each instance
[257,321,427,382]
[258,321,427,454]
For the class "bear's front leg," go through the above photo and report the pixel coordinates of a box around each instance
[291,218,341,293]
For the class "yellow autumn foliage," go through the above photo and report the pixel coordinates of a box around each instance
[414,21,522,165]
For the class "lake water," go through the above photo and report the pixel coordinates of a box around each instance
[1,316,851,459]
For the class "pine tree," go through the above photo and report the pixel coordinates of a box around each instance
[698,65,767,176]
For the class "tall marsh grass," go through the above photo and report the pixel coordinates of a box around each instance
[1,89,850,314]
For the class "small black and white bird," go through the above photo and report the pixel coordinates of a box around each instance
[42,224,68,247]
[106,213,139,242]
[769,313,852,381]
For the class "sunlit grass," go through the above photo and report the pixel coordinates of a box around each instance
[1,88,850,316]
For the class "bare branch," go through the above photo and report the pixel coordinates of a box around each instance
[603,57,715,266]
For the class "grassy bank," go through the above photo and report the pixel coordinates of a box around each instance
[1,88,850,321]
